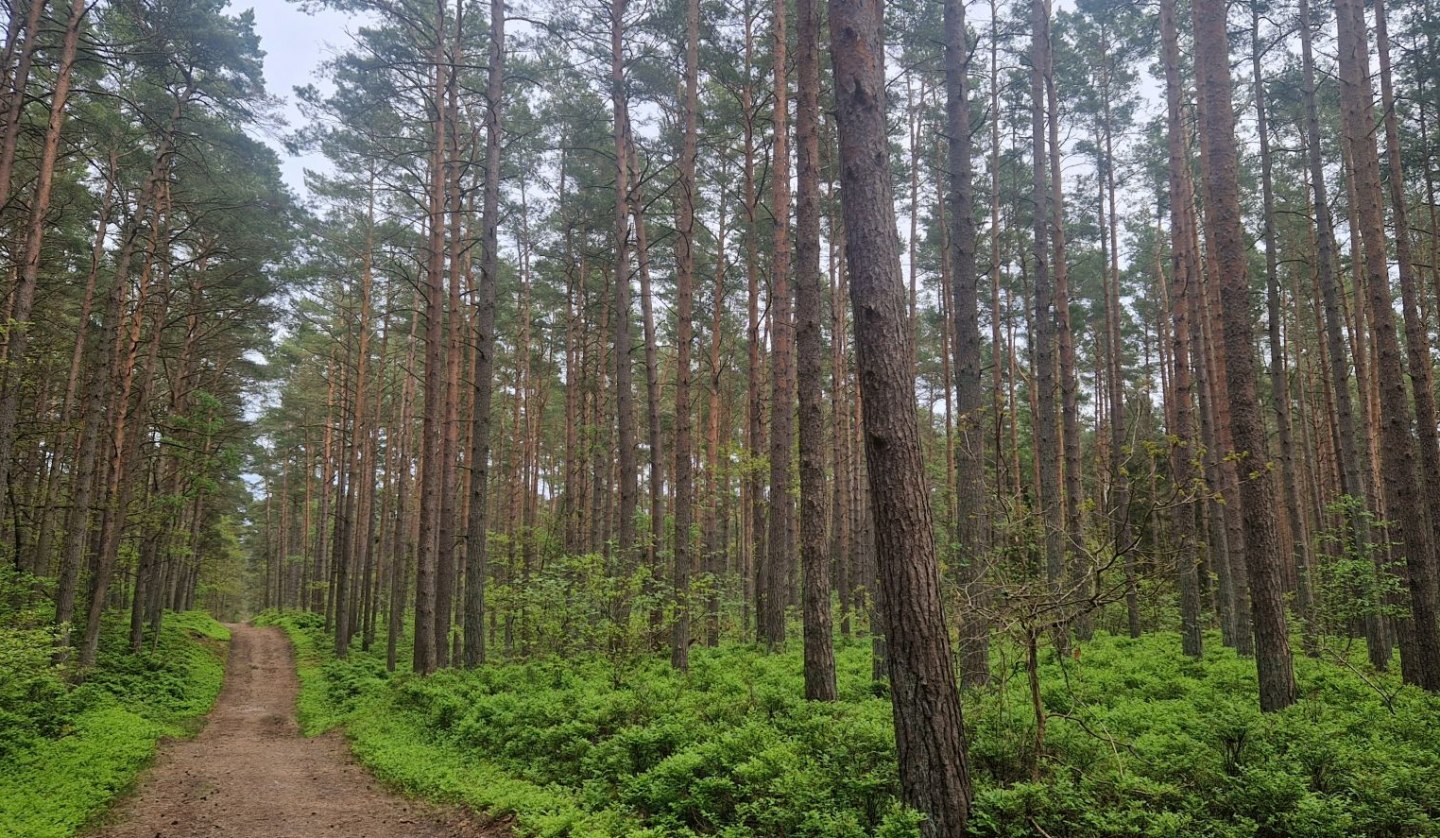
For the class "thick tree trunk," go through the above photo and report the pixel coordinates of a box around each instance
[611,0,639,595]
[670,0,698,672]
[1193,55,1254,656]
[1374,0,1440,666]
[413,4,449,675]
[1193,0,1296,711]
[1334,0,1440,690]
[1251,5,1314,650]
[795,0,835,699]
[761,0,794,650]
[946,0,988,686]
[1159,0,1203,658]
[434,48,467,665]
[828,0,973,830]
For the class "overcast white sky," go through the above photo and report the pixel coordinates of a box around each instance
[244,0,351,195]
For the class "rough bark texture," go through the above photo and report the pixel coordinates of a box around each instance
[1159,0,1203,659]
[761,0,794,650]
[434,51,467,665]
[946,0,989,688]
[828,0,974,830]
[413,7,449,675]
[463,0,503,669]
[612,0,639,578]
[1375,0,1440,675]
[1029,0,1064,604]
[1334,0,1440,690]
[740,0,765,641]
[796,0,836,700]
[1192,0,1297,710]
[1251,4,1313,648]
[671,0,698,672]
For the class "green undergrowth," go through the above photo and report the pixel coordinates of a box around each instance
[0,606,229,838]
[257,609,1440,837]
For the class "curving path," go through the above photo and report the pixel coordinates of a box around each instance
[93,624,497,838]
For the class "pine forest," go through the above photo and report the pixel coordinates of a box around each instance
[5,0,1440,833]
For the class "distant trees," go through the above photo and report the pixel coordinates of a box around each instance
[247,0,1440,720]
[15,0,1440,816]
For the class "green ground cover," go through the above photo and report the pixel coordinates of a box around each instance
[0,605,229,838]
[257,609,1440,837]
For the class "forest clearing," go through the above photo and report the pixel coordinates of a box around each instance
[5,0,1440,832]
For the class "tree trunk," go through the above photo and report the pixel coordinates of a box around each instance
[388,294,422,671]
[1251,4,1314,650]
[1374,0,1440,671]
[1334,0,1440,690]
[796,0,835,699]
[946,0,988,686]
[1030,0,1065,615]
[670,0,698,672]
[434,39,467,665]
[761,0,794,650]
[413,2,449,675]
[611,0,639,595]
[1159,0,1203,658]
[630,185,665,614]
[1045,25,1087,638]
[742,0,764,640]
[828,0,973,830]
[1192,0,1296,711]
[0,0,88,521]
[55,104,183,656]
[0,0,44,214]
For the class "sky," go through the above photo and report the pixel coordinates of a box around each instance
[244,0,351,196]
[238,0,352,440]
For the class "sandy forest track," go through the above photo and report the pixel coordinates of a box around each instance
[92,624,497,838]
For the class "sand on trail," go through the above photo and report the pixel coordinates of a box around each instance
[92,623,502,838]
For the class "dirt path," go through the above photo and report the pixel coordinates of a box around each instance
[93,624,498,838]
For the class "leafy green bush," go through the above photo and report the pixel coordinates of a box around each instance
[0,618,76,758]
[0,606,229,838]
[0,571,77,760]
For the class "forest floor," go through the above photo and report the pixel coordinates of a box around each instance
[90,624,500,838]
